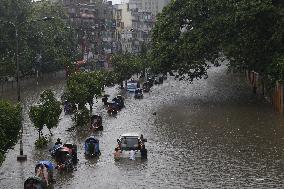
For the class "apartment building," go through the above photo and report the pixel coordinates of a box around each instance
[58,0,116,68]
[113,3,132,53]
[113,3,154,53]
[124,0,170,17]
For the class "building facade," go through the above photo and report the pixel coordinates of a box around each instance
[113,3,154,53]
[52,0,169,58]
[59,0,116,68]
[123,0,170,17]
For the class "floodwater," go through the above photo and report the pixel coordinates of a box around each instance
[1,65,284,189]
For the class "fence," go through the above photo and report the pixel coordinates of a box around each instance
[246,70,284,114]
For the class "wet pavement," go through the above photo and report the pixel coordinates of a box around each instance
[1,65,284,188]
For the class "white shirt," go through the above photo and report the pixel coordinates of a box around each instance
[129,150,135,160]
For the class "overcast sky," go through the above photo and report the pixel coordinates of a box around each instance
[110,0,122,5]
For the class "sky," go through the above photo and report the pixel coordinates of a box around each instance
[110,0,122,5]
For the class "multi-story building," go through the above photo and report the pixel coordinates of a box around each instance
[113,3,154,54]
[113,3,133,53]
[131,9,154,52]
[54,0,165,57]
[123,0,170,17]
[58,0,116,68]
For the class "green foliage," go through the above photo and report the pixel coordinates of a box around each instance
[29,105,45,133]
[111,53,143,86]
[264,54,284,87]
[29,90,62,138]
[35,136,48,149]
[0,100,22,165]
[74,107,90,127]
[0,0,79,77]
[67,72,103,109]
[151,0,284,83]
[101,70,117,87]
[66,71,106,125]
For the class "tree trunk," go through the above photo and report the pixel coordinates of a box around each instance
[89,103,93,114]
[120,81,124,89]
[78,103,84,110]
[48,129,53,136]
[253,86,257,94]
[38,129,41,139]
[261,79,265,95]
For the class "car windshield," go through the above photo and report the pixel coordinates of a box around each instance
[127,84,137,89]
[121,137,139,150]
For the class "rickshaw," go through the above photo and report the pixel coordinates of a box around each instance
[158,76,164,84]
[134,88,143,99]
[112,95,124,109]
[142,82,151,92]
[84,136,101,157]
[24,176,46,189]
[107,101,118,115]
[162,74,167,80]
[53,143,78,171]
[64,101,76,114]
[50,144,63,157]
[90,114,103,131]
[102,94,109,105]
[63,143,78,164]
[147,77,154,87]
[154,75,163,84]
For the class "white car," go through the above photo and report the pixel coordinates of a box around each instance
[116,133,147,159]
[126,81,138,92]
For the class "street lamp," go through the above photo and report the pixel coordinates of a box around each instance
[0,16,55,161]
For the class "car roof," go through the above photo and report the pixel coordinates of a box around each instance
[120,133,140,137]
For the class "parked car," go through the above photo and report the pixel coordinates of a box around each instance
[126,80,138,92]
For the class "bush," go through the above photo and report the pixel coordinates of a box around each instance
[75,107,90,127]
[35,137,48,149]
[0,100,22,165]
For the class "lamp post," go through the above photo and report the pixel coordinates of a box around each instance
[0,16,54,161]
[35,53,42,86]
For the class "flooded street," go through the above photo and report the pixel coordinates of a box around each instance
[1,65,284,188]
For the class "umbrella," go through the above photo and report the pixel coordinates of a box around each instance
[38,160,54,170]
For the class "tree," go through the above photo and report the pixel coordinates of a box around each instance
[66,71,104,126]
[111,53,142,88]
[0,0,79,77]
[151,0,223,81]
[101,70,117,88]
[0,100,22,165]
[0,0,32,77]
[151,0,284,83]
[29,90,61,140]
